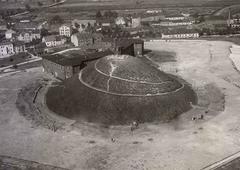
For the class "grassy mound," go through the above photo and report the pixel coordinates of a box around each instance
[46,55,197,125]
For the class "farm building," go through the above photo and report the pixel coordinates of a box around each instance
[42,50,113,80]
[46,54,196,125]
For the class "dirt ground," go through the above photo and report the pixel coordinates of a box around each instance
[1,40,240,170]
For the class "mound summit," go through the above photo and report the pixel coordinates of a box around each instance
[46,55,197,125]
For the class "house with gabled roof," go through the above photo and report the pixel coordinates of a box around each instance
[42,35,67,48]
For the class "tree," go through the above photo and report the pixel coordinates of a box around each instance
[81,24,86,29]
[37,2,43,7]
[96,11,102,18]
[74,22,80,29]
[198,16,205,23]
[40,28,49,37]
[192,12,199,18]
[25,4,31,11]
[49,15,63,25]
[103,10,118,18]
[72,28,79,34]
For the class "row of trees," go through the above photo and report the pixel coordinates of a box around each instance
[199,27,240,36]
[96,10,118,19]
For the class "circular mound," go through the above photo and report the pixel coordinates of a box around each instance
[80,55,182,96]
[46,55,197,125]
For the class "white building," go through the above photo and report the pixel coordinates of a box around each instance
[59,25,71,37]
[154,19,194,27]
[164,14,185,21]
[42,35,66,48]
[229,18,240,28]
[115,17,126,26]
[161,29,199,39]
[131,17,141,28]
[5,29,16,40]
[0,40,27,58]
[0,41,14,58]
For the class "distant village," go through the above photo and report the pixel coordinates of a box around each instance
[0,6,240,79]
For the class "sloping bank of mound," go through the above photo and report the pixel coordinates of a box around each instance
[46,55,197,125]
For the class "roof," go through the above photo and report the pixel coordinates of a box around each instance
[43,35,65,42]
[13,41,25,46]
[162,28,199,35]
[14,21,40,30]
[42,50,113,66]
[16,29,40,36]
[0,40,13,46]
[5,29,16,34]
[60,24,71,28]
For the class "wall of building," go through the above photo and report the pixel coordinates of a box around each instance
[0,44,14,58]
[42,59,67,80]
[14,45,26,54]
[59,26,71,37]
[134,43,144,56]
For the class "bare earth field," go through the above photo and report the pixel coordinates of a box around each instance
[1,40,240,169]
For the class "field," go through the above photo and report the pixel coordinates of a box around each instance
[61,0,240,7]
[1,0,240,10]
[213,4,240,17]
